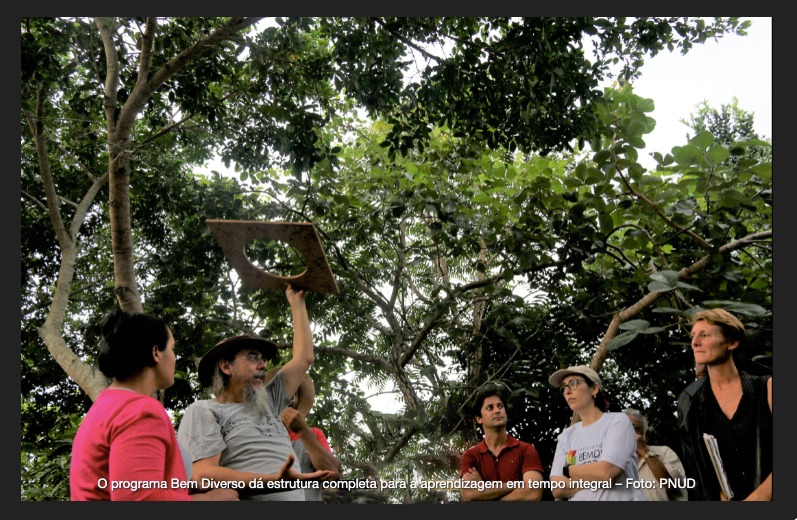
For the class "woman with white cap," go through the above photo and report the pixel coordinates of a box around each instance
[548,365,645,500]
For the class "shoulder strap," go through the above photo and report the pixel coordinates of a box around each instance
[677,377,706,423]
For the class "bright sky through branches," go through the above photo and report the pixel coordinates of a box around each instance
[628,17,771,169]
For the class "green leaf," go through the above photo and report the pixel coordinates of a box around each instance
[650,270,680,285]
[652,151,664,164]
[585,168,604,185]
[575,162,588,181]
[701,301,770,317]
[599,212,614,235]
[648,281,674,293]
[639,326,665,334]
[749,162,772,179]
[706,144,730,165]
[628,136,646,149]
[607,331,639,351]
[674,280,701,291]
[672,144,700,165]
[627,120,648,137]
[720,189,756,210]
[637,98,655,113]
[619,319,651,331]
[689,130,714,150]
[593,149,611,165]
[740,138,771,147]
[671,202,695,216]
[651,306,684,315]
[639,174,661,186]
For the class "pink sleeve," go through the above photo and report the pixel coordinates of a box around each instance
[312,427,333,453]
[108,399,191,501]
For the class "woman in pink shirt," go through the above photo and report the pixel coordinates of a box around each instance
[69,309,238,501]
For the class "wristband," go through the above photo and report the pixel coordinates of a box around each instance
[563,464,570,478]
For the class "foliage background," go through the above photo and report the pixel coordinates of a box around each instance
[19,17,773,504]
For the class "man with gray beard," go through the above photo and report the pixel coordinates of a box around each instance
[177,285,334,500]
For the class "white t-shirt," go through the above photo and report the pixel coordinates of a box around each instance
[550,412,646,501]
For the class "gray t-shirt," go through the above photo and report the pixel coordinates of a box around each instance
[178,371,304,501]
[178,439,193,480]
[291,438,323,501]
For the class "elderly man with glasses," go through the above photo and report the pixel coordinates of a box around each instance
[459,381,545,501]
[177,285,334,500]
[622,408,687,501]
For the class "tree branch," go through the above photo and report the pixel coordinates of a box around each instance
[588,229,773,379]
[315,345,393,371]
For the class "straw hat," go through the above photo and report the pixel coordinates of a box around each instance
[264,367,315,416]
[197,335,278,388]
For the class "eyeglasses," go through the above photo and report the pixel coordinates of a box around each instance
[560,379,587,393]
[238,352,265,363]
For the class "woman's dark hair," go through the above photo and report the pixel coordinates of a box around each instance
[581,375,609,412]
[96,309,170,381]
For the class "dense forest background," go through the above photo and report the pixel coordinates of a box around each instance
[20,17,771,502]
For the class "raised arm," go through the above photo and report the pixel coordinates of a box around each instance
[277,285,314,397]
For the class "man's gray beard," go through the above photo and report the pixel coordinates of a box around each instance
[243,383,273,418]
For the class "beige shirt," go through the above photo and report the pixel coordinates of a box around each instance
[637,445,688,501]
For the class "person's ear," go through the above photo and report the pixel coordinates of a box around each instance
[219,359,233,376]
[152,345,161,363]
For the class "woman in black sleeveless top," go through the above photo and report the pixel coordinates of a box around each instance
[677,309,772,501]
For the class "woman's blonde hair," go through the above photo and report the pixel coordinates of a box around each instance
[690,308,746,344]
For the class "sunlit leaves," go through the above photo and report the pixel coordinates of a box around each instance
[672,144,701,165]
[706,144,731,165]
[749,162,772,179]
